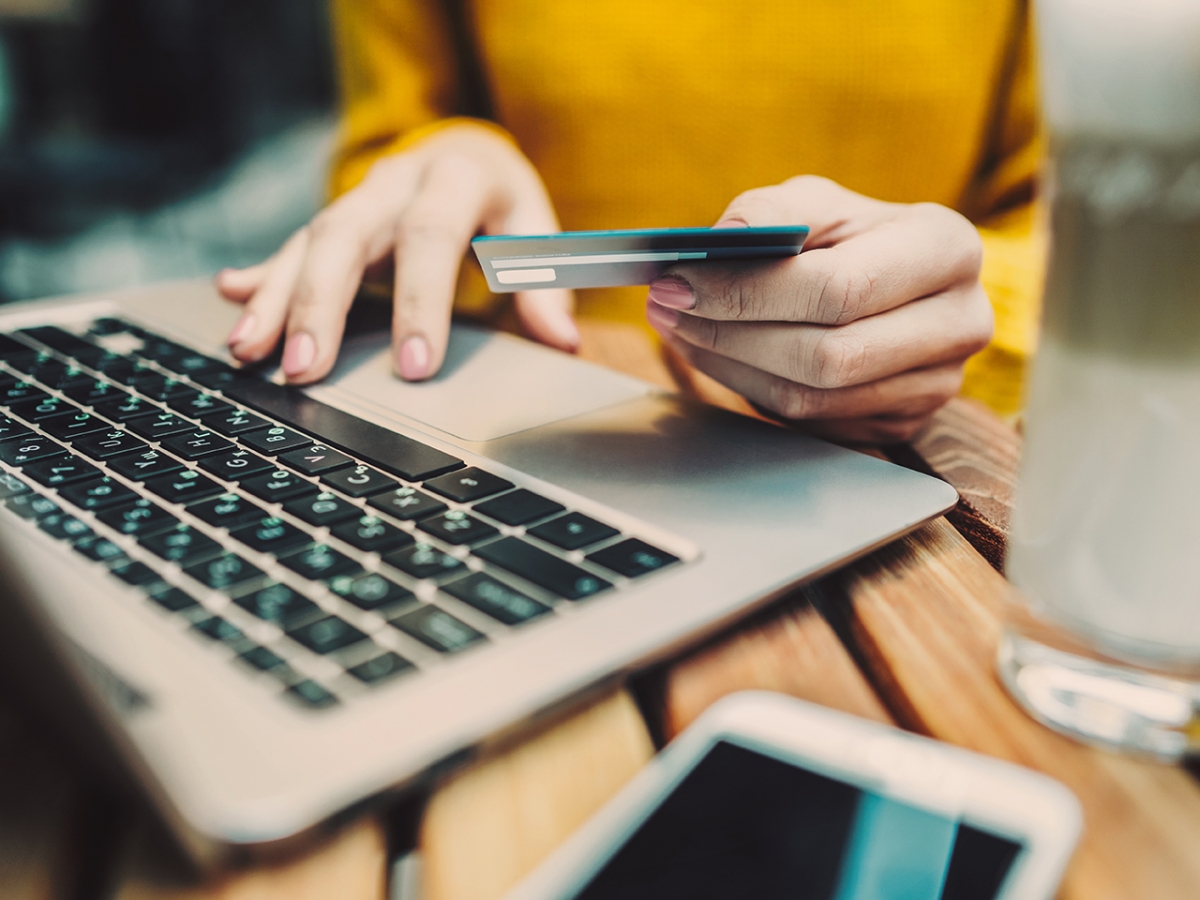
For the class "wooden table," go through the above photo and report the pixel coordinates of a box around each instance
[3,320,1199,900]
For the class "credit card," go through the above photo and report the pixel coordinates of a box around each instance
[470,226,809,292]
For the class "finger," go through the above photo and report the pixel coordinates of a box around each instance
[492,162,579,352]
[715,175,890,246]
[653,203,982,327]
[215,263,269,303]
[391,153,494,381]
[655,283,993,389]
[278,163,424,383]
[656,326,964,423]
[227,228,311,362]
[514,287,579,351]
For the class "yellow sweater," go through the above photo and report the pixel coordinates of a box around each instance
[329,0,1046,418]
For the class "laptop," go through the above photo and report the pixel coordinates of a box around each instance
[0,278,957,866]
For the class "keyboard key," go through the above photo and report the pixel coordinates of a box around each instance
[319,464,398,498]
[92,394,158,423]
[199,407,270,436]
[148,586,199,613]
[187,493,266,529]
[168,392,234,420]
[73,429,147,460]
[197,448,274,481]
[442,573,551,626]
[6,492,60,519]
[0,435,64,465]
[418,510,498,546]
[473,489,565,526]
[74,533,127,564]
[226,380,464,480]
[20,356,67,386]
[61,379,128,407]
[87,317,136,336]
[239,645,286,672]
[423,467,513,503]
[277,443,353,475]
[281,491,361,527]
[108,360,155,387]
[239,426,311,456]
[0,415,27,443]
[587,538,680,578]
[125,413,194,441]
[58,477,139,511]
[17,326,103,363]
[0,471,30,499]
[139,378,198,406]
[97,499,178,536]
[21,454,103,488]
[389,605,484,653]
[0,334,36,365]
[139,525,223,565]
[1,381,49,406]
[106,448,183,481]
[286,615,368,654]
[192,367,254,392]
[474,537,611,601]
[10,394,74,421]
[347,652,413,685]
[383,542,463,580]
[279,544,361,581]
[229,516,311,555]
[238,468,317,503]
[158,429,234,460]
[367,486,446,521]
[191,616,247,646]
[528,512,620,551]
[184,552,265,590]
[235,582,321,628]
[167,352,228,379]
[39,411,109,440]
[286,680,339,709]
[108,558,161,586]
[38,512,94,542]
[328,572,413,611]
[329,514,413,553]
[143,469,225,504]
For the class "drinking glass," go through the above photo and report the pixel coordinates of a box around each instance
[998,0,1200,760]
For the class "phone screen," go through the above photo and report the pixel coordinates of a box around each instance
[570,741,1022,900]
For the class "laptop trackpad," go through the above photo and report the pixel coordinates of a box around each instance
[321,324,653,442]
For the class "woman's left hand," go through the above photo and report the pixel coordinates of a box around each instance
[646,176,994,444]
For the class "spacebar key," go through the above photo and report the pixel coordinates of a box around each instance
[475,537,612,600]
[226,380,463,481]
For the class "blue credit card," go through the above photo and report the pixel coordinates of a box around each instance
[470,226,809,292]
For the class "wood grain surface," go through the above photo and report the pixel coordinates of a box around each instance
[3,319,1196,900]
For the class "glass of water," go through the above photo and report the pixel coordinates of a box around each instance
[998,0,1200,759]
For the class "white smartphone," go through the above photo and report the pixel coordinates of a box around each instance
[503,693,1080,900]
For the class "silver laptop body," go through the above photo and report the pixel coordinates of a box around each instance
[0,279,957,865]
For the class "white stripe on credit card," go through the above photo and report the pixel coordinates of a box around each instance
[497,268,557,284]
[490,250,707,269]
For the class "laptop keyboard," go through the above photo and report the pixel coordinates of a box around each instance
[0,319,683,711]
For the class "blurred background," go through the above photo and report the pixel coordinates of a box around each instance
[0,0,337,303]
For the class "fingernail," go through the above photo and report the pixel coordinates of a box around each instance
[282,331,317,377]
[545,308,581,351]
[645,300,680,332]
[647,277,695,310]
[398,335,430,381]
[226,312,256,347]
[713,218,750,229]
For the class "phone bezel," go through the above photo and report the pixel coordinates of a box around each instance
[502,692,1081,900]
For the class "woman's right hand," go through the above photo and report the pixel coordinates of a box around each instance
[215,123,579,385]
